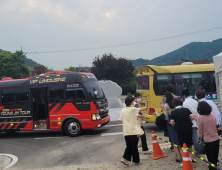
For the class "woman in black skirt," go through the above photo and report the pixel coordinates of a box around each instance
[170,98,196,162]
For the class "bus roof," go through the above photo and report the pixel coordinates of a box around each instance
[136,63,215,75]
[0,72,96,88]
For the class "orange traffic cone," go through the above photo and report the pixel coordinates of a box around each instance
[182,143,193,170]
[150,130,168,160]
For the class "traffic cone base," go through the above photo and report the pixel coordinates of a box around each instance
[182,143,193,170]
[150,130,168,160]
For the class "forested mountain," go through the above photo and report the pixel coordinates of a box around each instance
[26,58,40,68]
[132,38,222,68]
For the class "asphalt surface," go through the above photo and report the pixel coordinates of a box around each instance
[0,121,166,170]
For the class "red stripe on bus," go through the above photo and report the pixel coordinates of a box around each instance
[1,123,8,130]
[14,123,20,129]
[7,125,12,129]
[0,106,4,111]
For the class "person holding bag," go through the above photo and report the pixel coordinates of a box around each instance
[196,101,220,170]
[119,96,147,166]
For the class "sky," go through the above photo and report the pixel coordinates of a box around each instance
[0,0,222,70]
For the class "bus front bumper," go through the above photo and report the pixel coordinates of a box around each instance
[92,116,110,129]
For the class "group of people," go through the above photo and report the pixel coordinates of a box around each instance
[162,84,221,170]
[119,84,221,170]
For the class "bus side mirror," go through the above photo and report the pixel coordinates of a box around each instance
[94,91,99,99]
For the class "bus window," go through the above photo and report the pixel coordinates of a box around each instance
[2,88,15,105]
[137,76,149,90]
[49,84,64,102]
[16,87,29,104]
[66,89,87,102]
[190,72,209,92]
[66,90,76,101]
[76,90,86,101]
[209,72,216,92]
[154,74,172,95]
[174,74,191,94]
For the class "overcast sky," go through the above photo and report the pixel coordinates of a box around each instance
[0,0,222,70]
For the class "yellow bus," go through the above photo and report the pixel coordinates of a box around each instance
[136,63,217,123]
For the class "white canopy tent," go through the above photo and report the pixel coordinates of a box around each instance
[213,52,222,123]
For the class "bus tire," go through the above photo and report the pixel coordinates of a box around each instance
[64,119,82,137]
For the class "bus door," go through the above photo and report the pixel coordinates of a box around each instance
[31,87,49,130]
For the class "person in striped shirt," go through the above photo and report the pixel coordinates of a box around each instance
[195,90,221,136]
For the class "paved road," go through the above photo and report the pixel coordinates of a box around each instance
[0,121,165,170]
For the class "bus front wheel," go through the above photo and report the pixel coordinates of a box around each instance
[64,119,82,137]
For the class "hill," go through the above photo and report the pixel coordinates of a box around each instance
[26,58,40,68]
[132,38,222,67]
[0,49,41,68]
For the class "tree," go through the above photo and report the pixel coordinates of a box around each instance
[33,65,48,75]
[91,53,134,84]
[0,51,30,79]
[64,66,77,72]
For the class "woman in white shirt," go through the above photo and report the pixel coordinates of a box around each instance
[119,96,147,166]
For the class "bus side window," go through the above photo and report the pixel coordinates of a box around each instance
[49,84,65,103]
[15,87,29,104]
[209,72,216,92]
[191,72,209,92]
[2,88,15,105]
[66,90,76,101]
[76,90,86,102]
[66,89,87,102]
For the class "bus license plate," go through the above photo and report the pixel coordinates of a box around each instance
[104,118,109,123]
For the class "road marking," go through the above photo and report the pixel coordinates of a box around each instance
[0,154,18,170]
[105,124,122,127]
[101,132,122,136]
[34,137,64,139]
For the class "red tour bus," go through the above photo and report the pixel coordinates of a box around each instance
[0,72,110,136]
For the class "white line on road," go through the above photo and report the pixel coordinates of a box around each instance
[101,132,123,136]
[0,154,18,170]
[34,137,64,139]
[105,124,122,127]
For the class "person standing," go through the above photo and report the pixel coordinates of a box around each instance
[134,93,152,154]
[119,96,147,166]
[197,101,220,170]
[164,92,181,162]
[182,89,199,149]
[170,98,196,163]
[195,90,221,136]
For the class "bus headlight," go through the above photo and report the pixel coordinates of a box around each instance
[92,114,97,121]
[96,114,101,120]
[92,114,101,120]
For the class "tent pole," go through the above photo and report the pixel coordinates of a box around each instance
[215,73,222,125]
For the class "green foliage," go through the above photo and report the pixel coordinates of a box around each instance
[0,51,30,79]
[127,92,132,95]
[64,66,77,72]
[132,38,222,67]
[91,53,134,84]
[123,73,137,91]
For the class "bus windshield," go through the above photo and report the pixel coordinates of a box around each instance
[84,81,105,99]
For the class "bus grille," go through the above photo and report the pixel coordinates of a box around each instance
[99,109,109,119]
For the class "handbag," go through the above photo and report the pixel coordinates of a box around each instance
[155,114,166,127]
[195,138,206,154]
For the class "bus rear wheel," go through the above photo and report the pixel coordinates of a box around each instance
[64,119,82,137]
